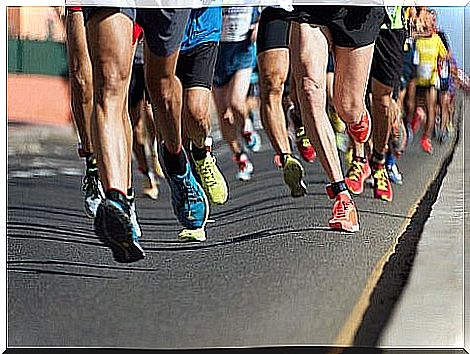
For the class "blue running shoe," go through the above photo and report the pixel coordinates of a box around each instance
[95,190,145,263]
[386,153,403,185]
[162,148,209,229]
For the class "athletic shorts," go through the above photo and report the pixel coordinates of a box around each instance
[257,7,290,54]
[327,52,335,73]
[401,48,417,88]
[213,39,257,88]
[440,78,450,92]
[129,64,149,108]
[371,28,405,88]
[66,6,82,14]
[176,42,218,90]
[83,7,136,24]
[286,6,385,48]
[82,8,144,45]
[137,8,190,57]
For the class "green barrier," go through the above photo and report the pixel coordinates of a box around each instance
[8,37,68,77]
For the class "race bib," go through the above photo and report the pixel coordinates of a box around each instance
[417,63,433,81]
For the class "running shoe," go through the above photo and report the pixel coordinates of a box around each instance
[372,163,393,202]
[387,163,403,185]
[345,158,371,195]
[143,173,159,200]
[328,108,346,134]
[82,162,104,218]
[94,190,145,263]
[420,136,433,154]
[243,118,261,153]
[162,149,209,229]
[282,154,307,198]
[243,131,261,153]
[234,153,254,181]
[192,140,228,205]
[347,110,371,144]
[329,193,359,233]
[295,127,316,163]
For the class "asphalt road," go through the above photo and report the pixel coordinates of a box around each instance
[7,93,467,349]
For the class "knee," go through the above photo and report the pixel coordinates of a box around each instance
[260,72,285,100]
[334,96,365,125]
[70,67,93,103]
[187,103,209,127]
[96,63,130,101]
[298,76,325,104]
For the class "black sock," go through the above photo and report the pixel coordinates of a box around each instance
[105,189,130,209]
[372,150,386,165]
[85,155,98,175]
[191,144,207,161]
[163,144,187,176]
[279,153,291,167]
[354,155,368,164]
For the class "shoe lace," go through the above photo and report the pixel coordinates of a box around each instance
[198,157,218,188]
[347,160,364,182]
[374,168,389,191]
[82,173,100,197]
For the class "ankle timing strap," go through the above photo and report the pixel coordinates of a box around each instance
[326,181,348,199]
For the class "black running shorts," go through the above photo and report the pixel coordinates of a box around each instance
[176,42,219,90]
[83,7,136,24]
[138,8,190,57]
[371,28,406,88]
[287,6,385,48]
[257,7,291,54]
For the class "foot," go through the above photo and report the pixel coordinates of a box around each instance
[82,157,104,218]
[294,127,316,163]
[345,157,371,195]
[347,110,371,144]
[143,174,159,200]
[329,193,359,233]
[162,148,209,229]
[420,136,433,154]
[94,190,145,263]
[234,153,254,181]
[282,154,307,198]
[192,141,228,206]
[243,130,262,153]
[372,163,393,202]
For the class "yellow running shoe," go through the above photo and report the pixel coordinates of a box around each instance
[283,154,307,198]
[192,142,228,205]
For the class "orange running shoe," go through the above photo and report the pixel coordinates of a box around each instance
[373,163,393,202]
[420,136,433,154]
[328,193,360,233]
[347,110,371,144]
[345,157,371,195]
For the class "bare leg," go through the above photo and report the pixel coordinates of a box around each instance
[87,10,134,194]
[66,10,93,155]
[290,23,343,183]
[258,48,291,154]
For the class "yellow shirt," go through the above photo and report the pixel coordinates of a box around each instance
[415,34,448,87]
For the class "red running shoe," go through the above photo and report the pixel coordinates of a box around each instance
[420,136,433,154]
[295,127,316,163]
[345,157,371,195]
[347,110,372,144]
[329,193,360,233]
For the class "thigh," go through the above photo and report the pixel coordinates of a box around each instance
[228,68,253,104]
[290,22,329,86]
[66,10,90,70]
[258,48,290,87]
[334,43,375,108]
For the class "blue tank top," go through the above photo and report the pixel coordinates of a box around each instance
[181,7,222,52]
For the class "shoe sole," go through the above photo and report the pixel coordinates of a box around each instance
[283,160,307,198]
[329,220,360,233]
[178,227,207,242]
[95,200,145,263]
